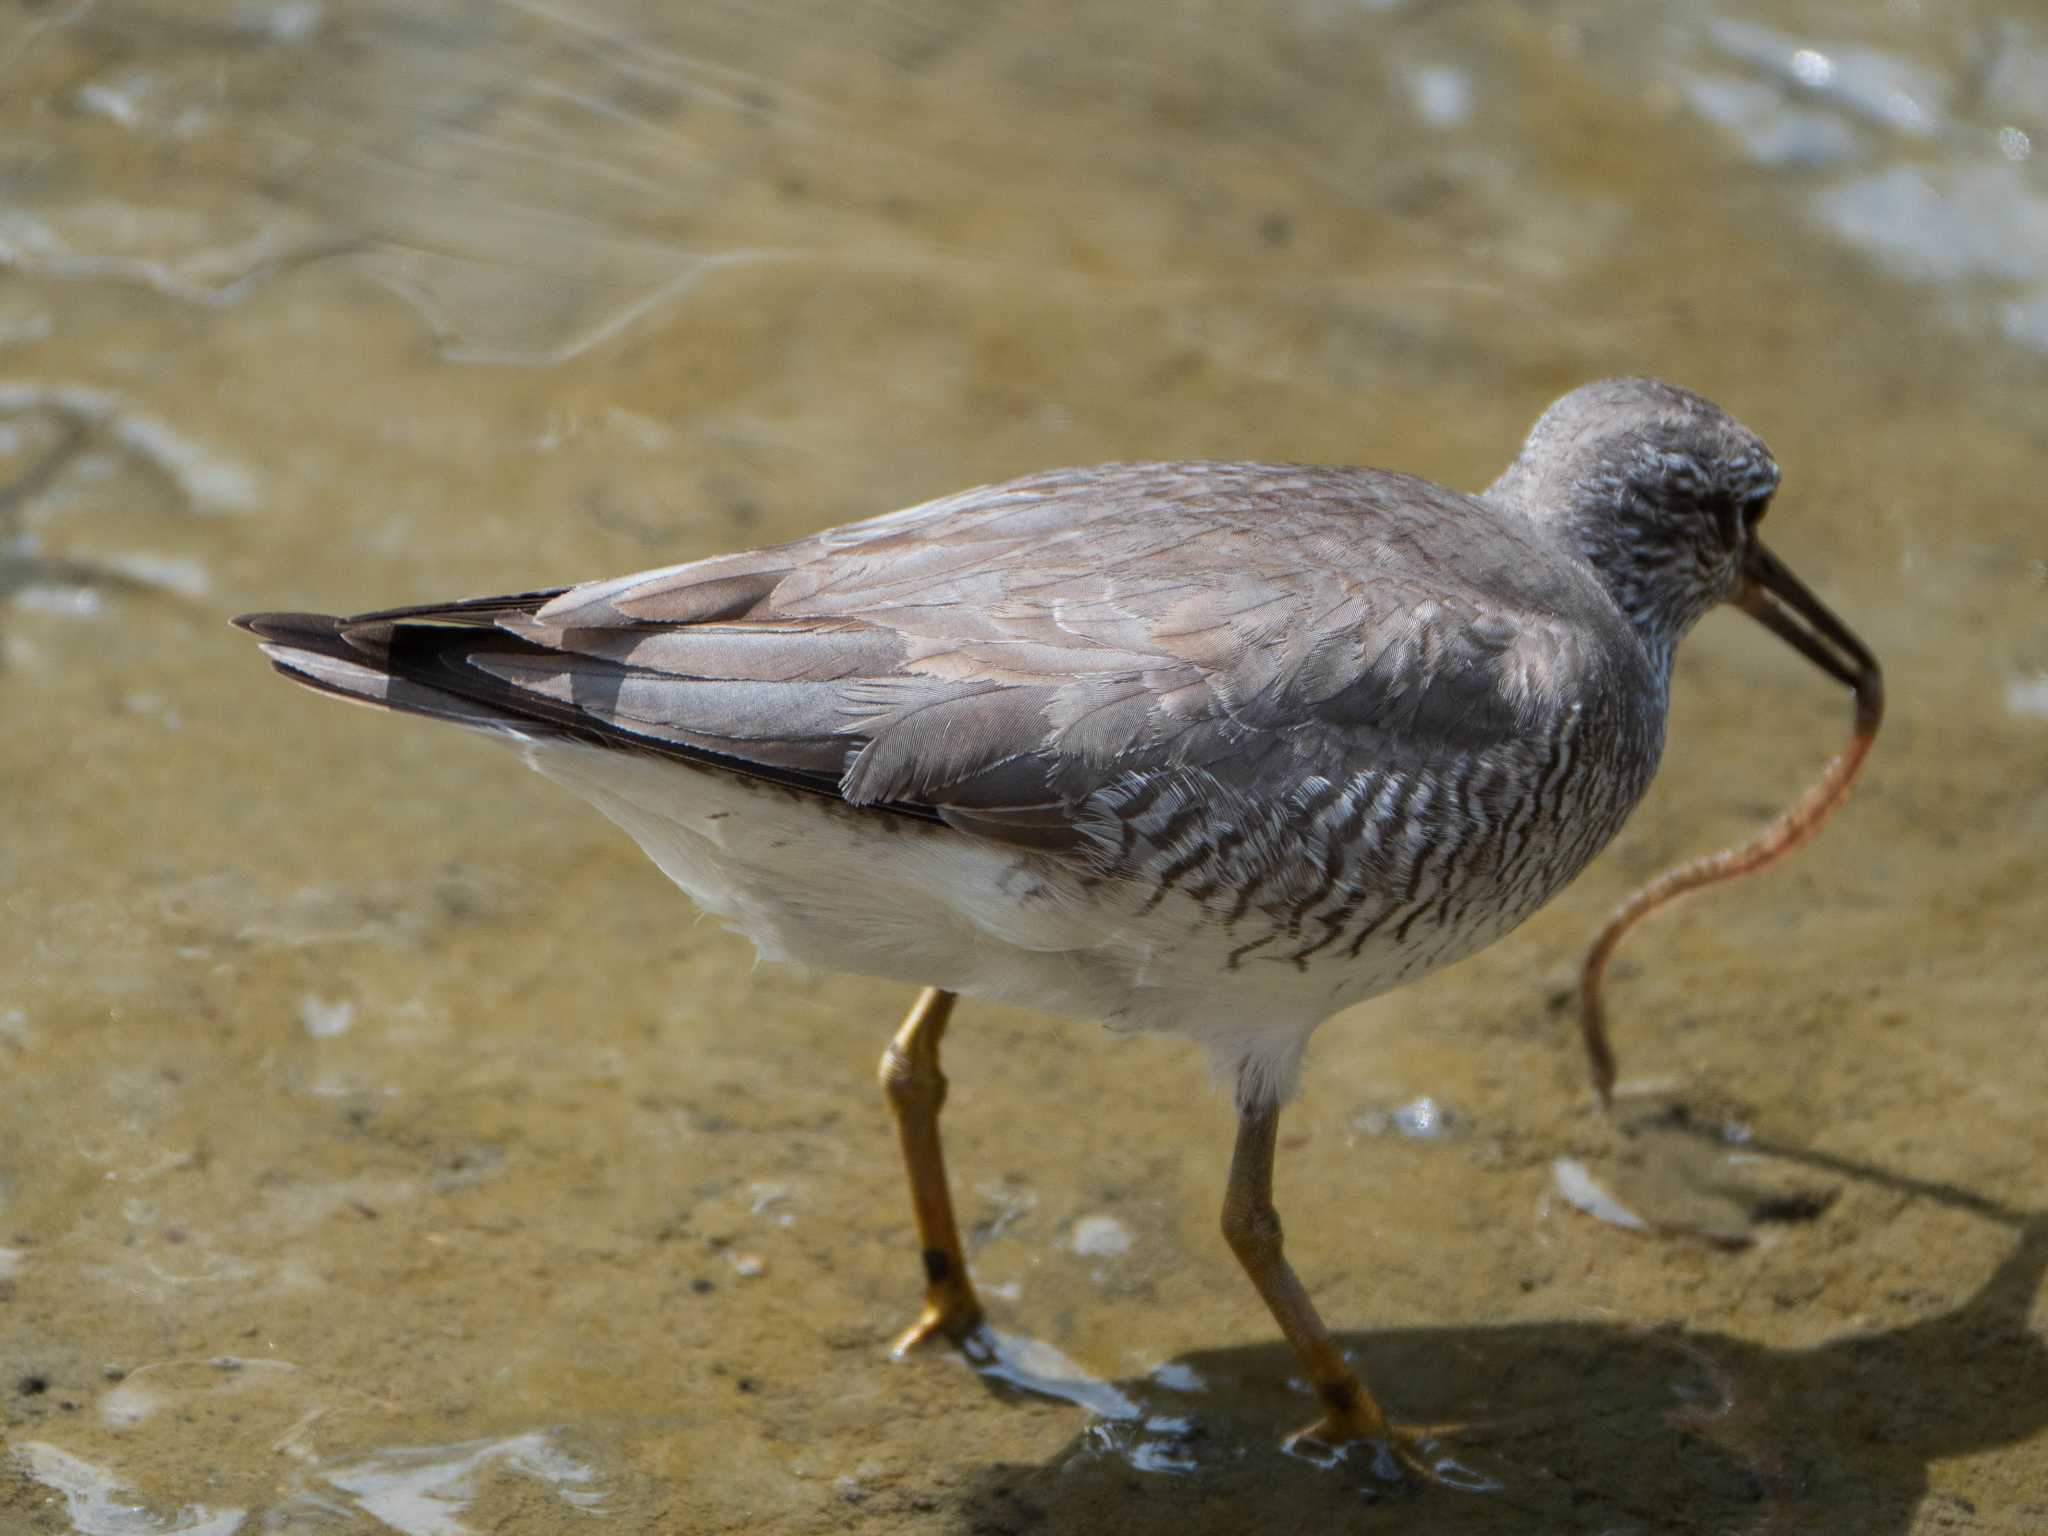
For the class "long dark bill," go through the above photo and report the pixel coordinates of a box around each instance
[1737,542,1881,696]
[1576,540,1885,1108]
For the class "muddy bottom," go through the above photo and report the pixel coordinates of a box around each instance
[3,2,2045,1532]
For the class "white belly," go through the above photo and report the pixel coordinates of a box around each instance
[523,741,1357,1102]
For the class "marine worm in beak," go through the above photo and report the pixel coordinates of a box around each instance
[1577,579,1884,1108]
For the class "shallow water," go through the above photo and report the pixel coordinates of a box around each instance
[3,2,2046,1532]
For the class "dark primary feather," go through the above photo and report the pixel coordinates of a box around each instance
[232,601,920,813]
[239,461,1644,855]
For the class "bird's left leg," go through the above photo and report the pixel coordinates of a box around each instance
[878,987,986,1355]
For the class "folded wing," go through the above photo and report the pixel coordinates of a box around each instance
[240,462,1603,852]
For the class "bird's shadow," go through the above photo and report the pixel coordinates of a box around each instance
[950,1143,2048,1535]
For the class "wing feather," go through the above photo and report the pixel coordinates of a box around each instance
[263,462,1631,854]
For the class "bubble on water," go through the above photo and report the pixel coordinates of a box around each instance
[1409,66,1473,129]
[101,1373,167,1428]
[1354,1095,1464,1139]
[75,77,152,131]
[1068,1214,1131,1258]
[1393,1096,1452,1138]
[236,1,324,43]
[2005,672,2048,719]
[1790,48,1836,89]
[298,995,354,1039]
[1711,20,1947,137]
[1149,1361,1205,1393]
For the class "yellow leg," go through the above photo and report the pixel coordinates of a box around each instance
[1222,1103,1440,1476]
[878,987,986,1355]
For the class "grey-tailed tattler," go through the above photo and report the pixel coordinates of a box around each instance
[237,376,1882,1475]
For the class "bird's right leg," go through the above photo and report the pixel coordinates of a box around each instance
[1221,1100,1442,1476]
[878,987,986,1355]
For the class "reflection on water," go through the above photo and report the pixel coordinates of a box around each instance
[969,1327,1141,1423]
[1552,1156,1653,1234]
[14,1442,245,1536]
[12,1429,604,1536]
[320,1433,605,1534]
[3,0,2045,1532]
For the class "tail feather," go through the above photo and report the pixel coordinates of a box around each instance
[231,592,940,818]
[232,598,578,737]
[339,587,569,627]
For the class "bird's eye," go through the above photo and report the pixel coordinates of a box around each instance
[1740,491,1770,530]
[1708,492,1748,540]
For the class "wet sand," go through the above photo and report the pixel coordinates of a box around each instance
[3,2,2045,1531]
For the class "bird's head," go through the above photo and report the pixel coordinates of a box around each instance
[1486,377,1873,696]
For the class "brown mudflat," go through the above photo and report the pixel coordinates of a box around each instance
[2,3,2042,1532]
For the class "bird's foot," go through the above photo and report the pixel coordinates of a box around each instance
[889,1286,989,1362]
[1285,1409,1480,1487]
